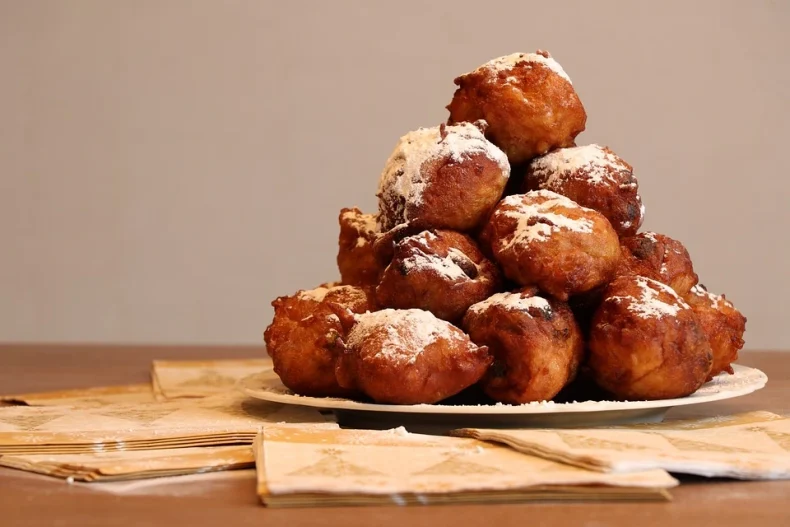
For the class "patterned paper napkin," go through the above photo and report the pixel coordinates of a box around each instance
[0,358,271,406]
[1,384,155,407]
[0,445,254,482]
[151,359,272,400]
[254,425,678,507]
[453,411,790,479]
[0,392,333,455]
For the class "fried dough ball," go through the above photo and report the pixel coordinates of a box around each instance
[377,121,510,232]
[263,284,375,397]
[335,309,491,404]
[588,275,712,400]
[683,284,747,380]
[371,220,432,266]
[375,230,502,322]
[462,290,583,404]
[446,51,586,165]
[481,190,620,300]
[524,145,644,237]
[619,232,698,296]
[337,207,382,287]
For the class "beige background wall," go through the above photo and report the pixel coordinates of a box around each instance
[0,1,787,349]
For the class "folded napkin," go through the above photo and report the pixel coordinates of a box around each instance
[1,384,155,407]
[80,468,257,495]
[0,445,254,482]
[454,411,790,479]
[0,358,271,406]
[151,358,272,400]
[0,391,333,455]
[254,425,677,507]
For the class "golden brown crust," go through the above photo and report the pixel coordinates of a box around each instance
[263,285,375,397]
[446,51,586,165]
[375,230,502,322]
[619,232,698,296]
[482,190,620,300]
[524,145,644,237]
[377,121,510,232]
[588,276,712,400]
[462,290,583,404]
[683,285,747,380]
[335,309,491,404]
[337,207,382,287]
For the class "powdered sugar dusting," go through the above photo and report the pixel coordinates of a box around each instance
[408,231,438,250]
[401,252,468,281]
[608,277,689,319]
[621,195,645,231]
[341,209,379,248]
[297,285,359,303]
[531,145,630,188]
[298,287,331,302]
[398,232,472,281]
[468,292,551,316]
[636,232,680,277]
[347,309,466,366]
[688,284,731,310]
[384,426,410,437]
[498,190,594,250]
[642,232,659,243]
[471,52,572,84]
[377,122,510,225]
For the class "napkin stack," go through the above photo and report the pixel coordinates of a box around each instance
[1,383,155,407]
[454,411,790,479]
[0,359,331,481]
[0,445,254,482]
[0,392,329,455]
[254,425,677,507]
[0,358,271,407]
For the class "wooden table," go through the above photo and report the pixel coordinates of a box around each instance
[1,345,788,526]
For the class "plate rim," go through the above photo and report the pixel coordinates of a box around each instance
[237,364,767,415]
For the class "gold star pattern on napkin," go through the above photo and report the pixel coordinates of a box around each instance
[0,391,333,455]
[453,411,790,479]
[151,359,272,400]
[254,425,677,507]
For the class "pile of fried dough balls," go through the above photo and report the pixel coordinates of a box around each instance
[264,50,746,406]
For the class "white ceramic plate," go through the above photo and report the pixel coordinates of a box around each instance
[238,365,767,430]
